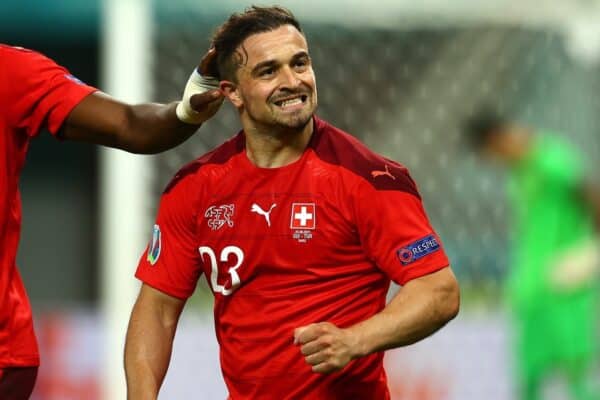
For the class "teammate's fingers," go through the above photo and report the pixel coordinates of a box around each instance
[176,70,221,124]
[199,47,218,77]
[189,90,223,110]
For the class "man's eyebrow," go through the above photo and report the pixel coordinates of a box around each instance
[291,51,310,61]
[251,59,278,75]
[250,51,311,75]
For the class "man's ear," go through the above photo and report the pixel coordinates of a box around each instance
[220,81,243,108]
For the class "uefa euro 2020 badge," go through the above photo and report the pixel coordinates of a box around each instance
[147,224,161,265]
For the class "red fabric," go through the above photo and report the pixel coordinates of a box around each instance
[0,44,96,368]
[0,367,38,400]
[136,117,450,399]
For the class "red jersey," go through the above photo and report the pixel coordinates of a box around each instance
[0,45,96,367]
[136,117,450,399]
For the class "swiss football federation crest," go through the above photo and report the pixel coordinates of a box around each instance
[147,224,161,265]
[397,234,440,265]
[290,203,316,243]
[205,204,235,231]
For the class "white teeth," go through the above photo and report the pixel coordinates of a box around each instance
[279,98,303,107]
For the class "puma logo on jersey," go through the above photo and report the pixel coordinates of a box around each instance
[251,203,277,227]
[371,164,396,180]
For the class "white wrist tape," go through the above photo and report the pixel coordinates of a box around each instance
[176,69,220,124]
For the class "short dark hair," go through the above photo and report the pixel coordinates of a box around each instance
[207,6,303,82]
[463,108,510,148]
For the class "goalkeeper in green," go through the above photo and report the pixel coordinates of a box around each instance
[465,111,599,400]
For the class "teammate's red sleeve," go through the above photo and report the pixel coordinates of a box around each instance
[1,45,96,137]
[353,171,450,285]
[135,172,204,299]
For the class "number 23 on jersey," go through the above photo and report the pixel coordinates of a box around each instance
[199,245,244,295]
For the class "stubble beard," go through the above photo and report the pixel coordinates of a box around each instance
[244,98,316,138]
[271,107,313,130]
[267,92,317,133]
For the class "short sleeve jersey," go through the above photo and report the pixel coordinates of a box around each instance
[136,117,450,399]
[0,45,96,367]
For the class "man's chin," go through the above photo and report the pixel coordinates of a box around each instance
[274,112,313,130]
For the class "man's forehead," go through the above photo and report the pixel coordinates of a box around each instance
[239,25,308,66]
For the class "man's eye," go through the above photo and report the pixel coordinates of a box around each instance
[260,68,274,77]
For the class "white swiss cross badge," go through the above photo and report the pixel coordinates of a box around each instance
[290,203,315,243]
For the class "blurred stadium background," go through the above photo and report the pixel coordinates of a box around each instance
[2,0,600,398]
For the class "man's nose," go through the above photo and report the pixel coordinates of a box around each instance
[279,66,301,88]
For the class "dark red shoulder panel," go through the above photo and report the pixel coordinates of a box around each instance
[163,131,245,193]
[310,117,420,198]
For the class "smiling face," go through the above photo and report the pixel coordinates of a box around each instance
[221,25,318,134]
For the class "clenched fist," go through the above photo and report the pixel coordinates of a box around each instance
[294,322,360,374]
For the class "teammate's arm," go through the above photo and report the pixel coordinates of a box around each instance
[295,266,459,373]
[61,90,221,154]
[125,284,185,399]
[61,48,223,154]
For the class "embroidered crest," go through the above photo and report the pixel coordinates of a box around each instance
[205,204,235,231]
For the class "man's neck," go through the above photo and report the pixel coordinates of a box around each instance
[244,118,314,168]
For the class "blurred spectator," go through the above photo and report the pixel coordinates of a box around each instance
[464,109,600,400]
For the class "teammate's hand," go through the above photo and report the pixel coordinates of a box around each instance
[189,47,223,122]
[293,322,358,374]
[198,47,219,77]
[177,48,224,124]
[188,88,223,122]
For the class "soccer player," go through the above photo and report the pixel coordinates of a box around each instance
[465,110,600,400]
[0,44,223,398]
[125,6,460,399]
